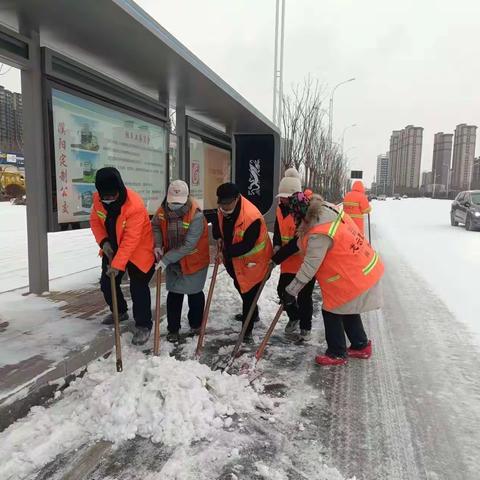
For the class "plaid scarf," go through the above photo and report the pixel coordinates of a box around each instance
[166,199,191,249]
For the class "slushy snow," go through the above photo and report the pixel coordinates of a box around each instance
[0,343,272,480]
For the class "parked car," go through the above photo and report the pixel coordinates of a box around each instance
[393,193,401,200]
[378,195,387,201]
[451,190,480,231]
[402,195,408,199]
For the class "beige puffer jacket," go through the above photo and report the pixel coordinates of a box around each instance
[286,195,383,314]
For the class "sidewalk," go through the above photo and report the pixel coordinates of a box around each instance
[0,241,219,432]
[0,268,167,431]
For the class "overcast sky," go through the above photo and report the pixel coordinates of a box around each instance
[2,0,479,183]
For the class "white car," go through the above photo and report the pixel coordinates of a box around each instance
[378,195,387,201]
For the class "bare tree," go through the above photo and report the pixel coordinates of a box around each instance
[281,76,350,203]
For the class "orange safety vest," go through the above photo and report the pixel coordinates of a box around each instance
[90,189,155,273]
[276,206,303,274]
[343,182,371,232]
[301,209,384,311]
[155,199,210,275]
[218,196,273,294]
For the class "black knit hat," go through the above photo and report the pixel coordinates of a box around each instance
[217,182,240,205]
[95,167,124,197]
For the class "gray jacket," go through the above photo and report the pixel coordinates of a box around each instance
[286,198,382,314]
[151,210,208,295]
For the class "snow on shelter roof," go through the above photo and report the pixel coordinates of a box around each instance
[0,0,279,135]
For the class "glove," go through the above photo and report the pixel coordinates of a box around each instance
[281,291,296,307]
[154,247,164,262]
[102,241,114,261]
[155,259,167,272]
[106,266,120,278]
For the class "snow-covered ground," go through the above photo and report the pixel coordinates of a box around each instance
[0,203,98,293]
[0,267,351,480]
[372,198,480,344]
[1,197,480,480]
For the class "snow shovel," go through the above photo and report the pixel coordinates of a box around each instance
[195,257,220,359]
[367,213,372,245]
[255,304,284,363]
[220,262,275,373]
[153,267,162,356]
[109,268,123,372]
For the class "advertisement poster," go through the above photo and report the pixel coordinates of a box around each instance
[189,134,205,208]
[52,88,167,223]
[189,133,231,210]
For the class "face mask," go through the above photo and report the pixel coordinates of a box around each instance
[168,202,184,211]
[102,199,116,205]
[220,207,235,215]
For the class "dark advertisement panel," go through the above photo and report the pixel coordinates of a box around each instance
[235,134,274,214]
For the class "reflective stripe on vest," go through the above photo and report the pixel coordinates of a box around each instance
[326,274,341,283]
[349,213,364,218]
[238,236,268,259]
[327,211,345,238]
[343,201,360,207]
[97,210,106,220]
[281,235,294,244]
[363,252,379,275]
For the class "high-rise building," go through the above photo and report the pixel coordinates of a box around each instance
[389,131,401,189]
[472,157,480,190]
[431,132,453,194]
[0,86,23,153]
[375,153,390,194]
[390,125,423,194]
[451,123,477,192]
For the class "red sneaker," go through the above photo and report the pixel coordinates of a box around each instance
[347,340,372,359]
[315,355,347,366]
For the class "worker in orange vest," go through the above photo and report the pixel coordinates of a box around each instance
[284,192,384,366]
[342,180,371,232]
[90,167,155,346]
[271,168,315,341]
[213,183,273,344]
[152,180,210,343]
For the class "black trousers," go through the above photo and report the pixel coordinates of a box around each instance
[277,273,315,331]
[100,257,155,330]
[230,276,261,335]
[322,309,369,358]
[167,291,205,333]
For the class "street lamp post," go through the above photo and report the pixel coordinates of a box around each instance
[272,0,286,127]
[341,123,357,152]
[328,78,355,146]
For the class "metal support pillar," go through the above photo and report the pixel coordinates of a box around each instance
[20,30,49,293]
[175,105,187,181]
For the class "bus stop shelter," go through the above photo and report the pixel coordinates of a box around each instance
[0,0,280,294]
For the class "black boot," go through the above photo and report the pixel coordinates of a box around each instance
[102,311,129,325]
[132,327,151,346]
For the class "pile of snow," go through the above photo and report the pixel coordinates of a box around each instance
[0,344,272,479]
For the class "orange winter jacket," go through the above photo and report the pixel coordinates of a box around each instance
[154,199,210,275]
[90,189,155,273]
[218,196,273,294]
[301,209,384,311]
[343,180,371,232]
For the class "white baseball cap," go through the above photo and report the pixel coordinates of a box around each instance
[167,180,189,204]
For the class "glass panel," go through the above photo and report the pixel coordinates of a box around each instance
[51,88,167,223]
